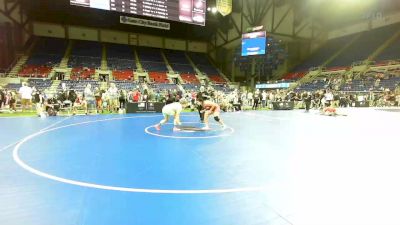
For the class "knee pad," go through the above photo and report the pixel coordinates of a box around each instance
[214,116,220,122]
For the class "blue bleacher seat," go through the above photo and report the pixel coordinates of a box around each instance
[26,38,68,67]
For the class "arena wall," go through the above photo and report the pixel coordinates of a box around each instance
[68,26,98,41]
[33,22,66,38]
[100,30,129,45]
[328,11,400,39]
[138,35,163,48]
[165,38,186,51]
[31,21,207,53]
[187,41,207,53]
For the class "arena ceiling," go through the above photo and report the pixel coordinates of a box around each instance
[294,0,400,28]
[18,0,400,45]
[22,0,218,41]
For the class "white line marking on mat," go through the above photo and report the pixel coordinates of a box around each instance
[0,117,71,153]
[13,115,266,194]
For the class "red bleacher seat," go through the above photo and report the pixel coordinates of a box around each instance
[71,67,95,80]
[208,75,227,84]
[180,73,200,84]
[19,65,52,78]
[283,72,307,80]
[113,70,134,81]
[326,66,349,71]
[148,72,169,83]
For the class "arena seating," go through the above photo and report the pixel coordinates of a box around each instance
[172,64,196,74]
[18,65,52,78]
[71,68,95,80]
[19,38,68,77]
[5,79,52,91]
[188,52,219,75]
[295,70,400,93]
[180,73,200,84]
[379,76,400,90]
[150,83,178,92]
[112,70,134,81]
[148,72,169,83]
[164,50,195,74]
[68,41,102,68]
[25,38,67,67]
[58,80,99,92]
[340,78,375,92]
[375,36,400,62]
[29,79,53,91]
[327,23,400,68]
[282,72,307,80]
[295,79,329,92]
[137,47,167,72]
[208,74,227,84]
[182,83,199,91]
[213,84,233,93]
[141,61,168,72]
[187,52,228,83]
[107,44,136,70]
[292,34,359,72]
[108,59,136,71]
[111,80,139,91]
[68,56,101,69]
[5,83,21,90]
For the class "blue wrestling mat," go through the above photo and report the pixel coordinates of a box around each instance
[1,109,400,225]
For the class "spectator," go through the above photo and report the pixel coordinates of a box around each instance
[119,90,127,111]
[84,84,96,114]
[0,86,5,109]
[108,83,119,113]
[94,87,102,112]
[18,82,33,112]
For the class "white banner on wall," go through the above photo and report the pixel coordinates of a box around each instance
[120,16,170,30]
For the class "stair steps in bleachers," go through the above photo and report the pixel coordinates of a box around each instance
[185,52,201,74]
[7,38,38,77]
[48,68,57,79]
[100,81,108,91]
[215,68,230,83]
[59,40,73,68]
[195,74,210,86]
[135,71,150,83]
[134,71,139,81]
[47,80,61,96]
[176,74,184,84]
[322,33,362,68]
[7,55,29,77]
[133,48,143,72]
[368,29,400,61]
[272,62,288,80]
[290,69,322,91]
[64,68,72,80]
[160,50,174,73]
[167,73,184,84]
[95,69,111,81]
[291,33,363,90]
[101,44,108,70]
[184,52,203,76]
[177,83,185,93]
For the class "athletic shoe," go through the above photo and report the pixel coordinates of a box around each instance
[155,124,161,131]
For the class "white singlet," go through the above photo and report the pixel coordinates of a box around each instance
[162,102,182,116]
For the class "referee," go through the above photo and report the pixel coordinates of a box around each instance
[196,86,210,123]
